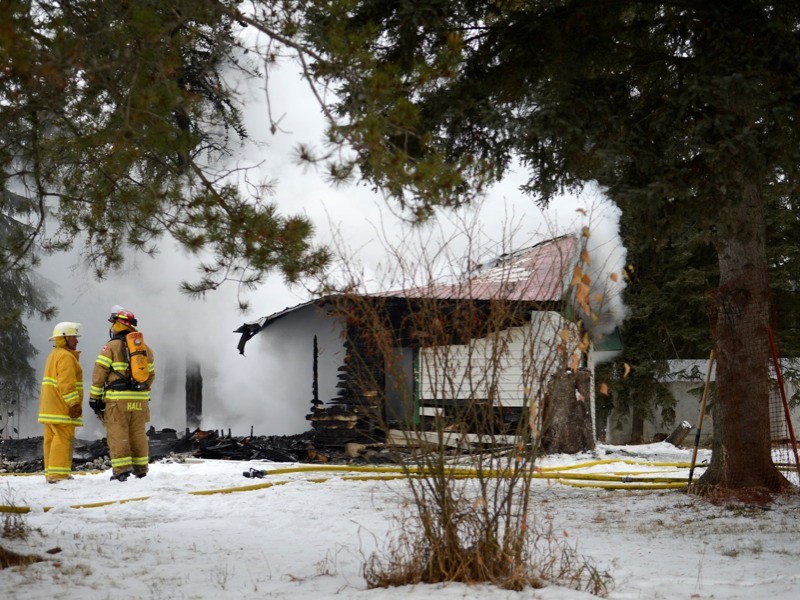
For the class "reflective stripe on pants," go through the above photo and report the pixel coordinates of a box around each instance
[105,400,150,476]
[43,423,75,481]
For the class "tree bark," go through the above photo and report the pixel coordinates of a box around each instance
[696,184,787,491]
[540,369,595,454]
[629,407,645,445]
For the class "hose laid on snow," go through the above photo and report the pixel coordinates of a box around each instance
[0,458,700,513]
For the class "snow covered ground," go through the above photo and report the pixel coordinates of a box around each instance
[2,442,800,599]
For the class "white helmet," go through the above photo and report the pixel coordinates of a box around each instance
[49,321,82,341]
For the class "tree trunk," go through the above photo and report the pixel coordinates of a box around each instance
[629,406,645,444]
[696,184,787,491]
[540,369,595,454]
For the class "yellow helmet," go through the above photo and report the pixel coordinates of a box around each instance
[49,321,82,341]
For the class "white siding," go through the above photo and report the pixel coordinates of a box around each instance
[418,311,580,408]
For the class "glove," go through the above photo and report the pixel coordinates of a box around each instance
[89,398,106,420]
[68,403,82,419]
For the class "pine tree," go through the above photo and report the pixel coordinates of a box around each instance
[0,1,329,301]
[0,1,329,425]
[599,188,800,443]
[0,192,54,437]
[285,1,800,491]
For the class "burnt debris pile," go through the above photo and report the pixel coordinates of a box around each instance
[1,427,398,473]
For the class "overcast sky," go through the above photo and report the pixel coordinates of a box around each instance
[18,41,628,440]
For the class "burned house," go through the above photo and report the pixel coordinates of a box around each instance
[236,235,602,452]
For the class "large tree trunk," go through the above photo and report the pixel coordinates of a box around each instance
[696,184,787,491]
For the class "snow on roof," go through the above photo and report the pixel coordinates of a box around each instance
[383,234,578,302]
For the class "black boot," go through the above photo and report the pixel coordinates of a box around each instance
[110,471,131,482]
[134,472,147,479]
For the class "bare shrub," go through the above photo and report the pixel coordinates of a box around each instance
[309,208,621,593]
[363,493,610,594]
[1,483,41,570]
[2,483,30,541]
[0,545,43,569]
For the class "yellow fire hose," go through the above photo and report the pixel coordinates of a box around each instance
[0,459,699,513]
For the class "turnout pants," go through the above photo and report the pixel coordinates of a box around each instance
[105,400,150,476]
[43,423,75,482]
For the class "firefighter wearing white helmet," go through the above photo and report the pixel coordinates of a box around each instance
[37,321,84,483]
[90,308,155,481]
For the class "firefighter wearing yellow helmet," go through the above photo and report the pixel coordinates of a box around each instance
[90,308,155,481]
[38,321,84,483]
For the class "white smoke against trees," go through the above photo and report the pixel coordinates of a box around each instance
[18,49,629,440]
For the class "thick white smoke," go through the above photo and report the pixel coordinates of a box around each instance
[18,48,629,440]
[20,242,317,438]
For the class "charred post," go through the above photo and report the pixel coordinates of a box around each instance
[186,359,203,430]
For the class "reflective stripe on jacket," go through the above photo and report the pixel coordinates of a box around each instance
[90,336,155,402]
[38,345,83,426]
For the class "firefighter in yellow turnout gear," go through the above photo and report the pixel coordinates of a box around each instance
[90,309,155,481]
[38,322,84,483]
